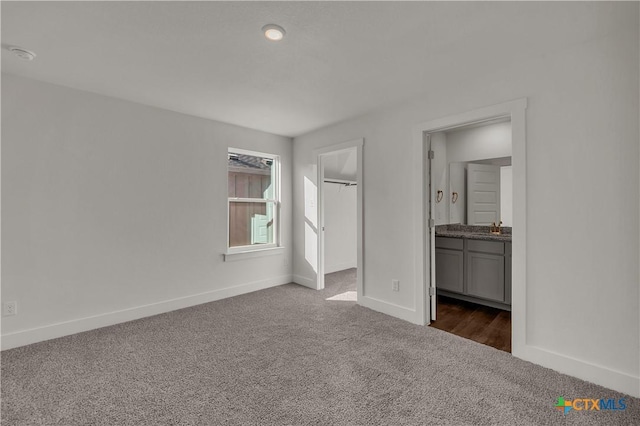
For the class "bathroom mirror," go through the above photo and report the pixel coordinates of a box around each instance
[437,157,512,226]
[449,157,511,225]
[430,118,513,227]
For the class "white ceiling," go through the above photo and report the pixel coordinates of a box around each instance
[1,2,629,137]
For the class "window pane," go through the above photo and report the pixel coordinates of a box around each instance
[229,202,274,247]
[228,153,274,199]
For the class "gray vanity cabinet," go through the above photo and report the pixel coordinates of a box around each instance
[435,236,511,309]
[435,237,464,293]
[466,241,505,302]
[435,254,464,294]
[505,242,512,304]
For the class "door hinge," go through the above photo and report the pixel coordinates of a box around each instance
[428,218,435,228]
[427,150,435,159]
[429,287,435,297]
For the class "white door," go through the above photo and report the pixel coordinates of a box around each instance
[467,163,501,225]
[427,135,437,321]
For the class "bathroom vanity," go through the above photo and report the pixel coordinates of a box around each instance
[435,225,512,311]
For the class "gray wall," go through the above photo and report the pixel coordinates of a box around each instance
[2,74,293,346]
[292,7,639,395]
[323,182,357,274]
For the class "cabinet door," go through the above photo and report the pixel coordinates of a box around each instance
[466,251,505,302]
[435,248,464,294]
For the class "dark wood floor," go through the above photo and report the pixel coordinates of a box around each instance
[429,296,511,352]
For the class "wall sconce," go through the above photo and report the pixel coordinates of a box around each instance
[436,190,443,203]
[452,192,459,203]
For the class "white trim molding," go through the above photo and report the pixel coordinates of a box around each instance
[293,274,316,289]
[359,296,419,324]
[1,274,292,351]
[224,246,286,262]
[519,345,640,398]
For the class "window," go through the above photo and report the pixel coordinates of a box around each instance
[227,148,280,252]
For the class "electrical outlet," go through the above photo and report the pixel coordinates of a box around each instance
[392,279,399,292]
[3,301,17,316]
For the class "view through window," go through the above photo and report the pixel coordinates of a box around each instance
[228,149,279,250]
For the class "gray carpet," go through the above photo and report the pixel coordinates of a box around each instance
[2,268,638,425]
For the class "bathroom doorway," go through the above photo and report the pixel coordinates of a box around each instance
[412,99,527,357]
[427,118,513,352]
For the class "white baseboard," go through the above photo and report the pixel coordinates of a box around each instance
[293,274,317,289]
[359,295,420,324]
[325,262,357,274]
[515,344,640,398]
[1,274,292,351]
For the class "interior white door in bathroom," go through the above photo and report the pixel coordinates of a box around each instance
[467,163,501,226]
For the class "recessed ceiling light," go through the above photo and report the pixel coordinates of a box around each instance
[9,46,36,61]
[262,24,286,41]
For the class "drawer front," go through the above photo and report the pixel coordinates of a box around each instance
[467,239,504,254]
[505,242,512,255]
[435,237,463,250]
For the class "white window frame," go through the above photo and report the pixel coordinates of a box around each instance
[226,147,281,255]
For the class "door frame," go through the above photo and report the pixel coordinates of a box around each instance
[315,139,364,300]
[412,98,527,358]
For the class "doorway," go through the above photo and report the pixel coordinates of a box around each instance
[427,118,513,352]
[412,99,527,357]
[316,139,364,301]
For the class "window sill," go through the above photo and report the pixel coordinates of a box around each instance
[224,246,285,262]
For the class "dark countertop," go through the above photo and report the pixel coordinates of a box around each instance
[435,224,512,242]
[435,231,511,242]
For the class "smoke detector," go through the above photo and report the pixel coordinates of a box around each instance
[9,46,36,61]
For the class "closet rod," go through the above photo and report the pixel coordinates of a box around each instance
[324,179,357,186]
